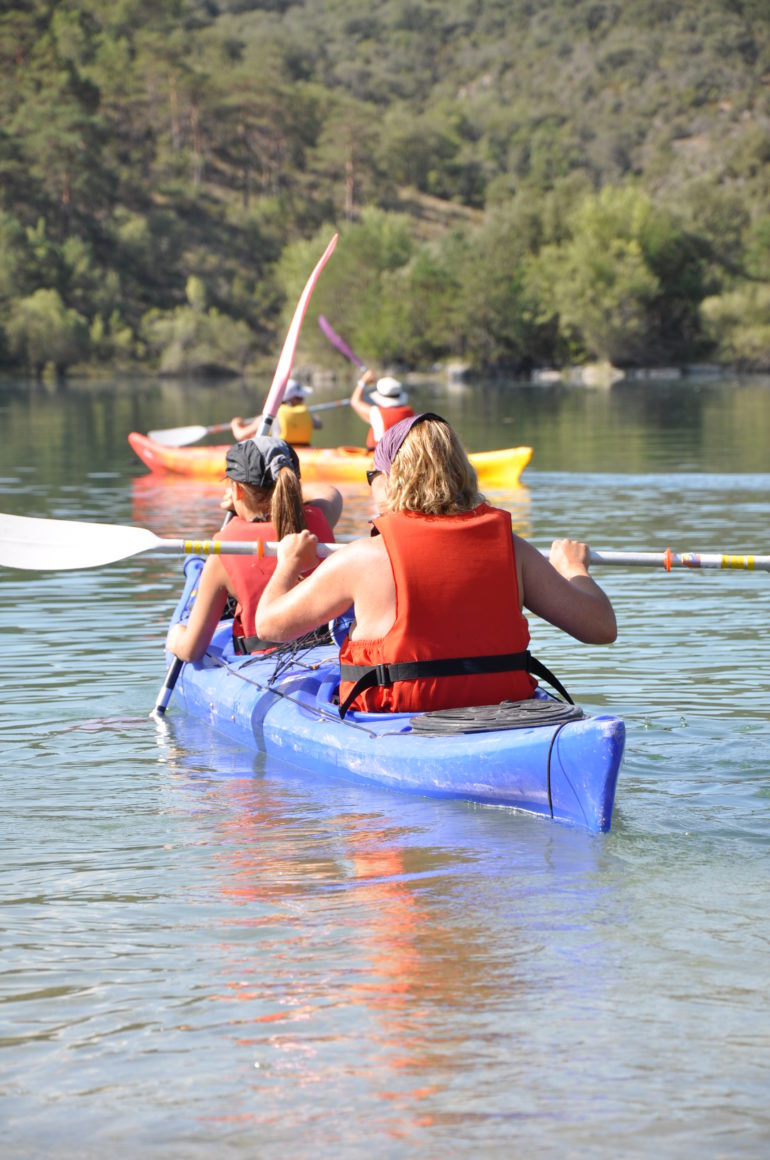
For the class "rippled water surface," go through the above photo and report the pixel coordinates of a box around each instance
[1,375,769,1157]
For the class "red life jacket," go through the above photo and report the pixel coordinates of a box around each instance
[217,505,334,650]
[366,404,415,450]
[338,503,538,715]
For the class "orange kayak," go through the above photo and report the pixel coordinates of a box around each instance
[128,432,532,488]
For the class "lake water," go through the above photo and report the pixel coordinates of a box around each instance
[1,373,769,1157]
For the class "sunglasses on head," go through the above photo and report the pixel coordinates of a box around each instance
[366,469,382,486]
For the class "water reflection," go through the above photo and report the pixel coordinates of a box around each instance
[130,469,534,542]
[152,715,614,1134]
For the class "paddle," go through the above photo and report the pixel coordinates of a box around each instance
[2,513,768,574]
[257,235,338,435]
[153,232,337,714]
[0,512,343,570]
[309,398,351,413]
[147,420,234,447]
[148,398,350,448]
[318,315,367,372]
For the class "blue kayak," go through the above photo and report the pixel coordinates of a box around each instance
[166,559,625,832]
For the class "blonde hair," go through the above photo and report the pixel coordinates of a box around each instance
[236,468,307,539]
[386,419,484,515]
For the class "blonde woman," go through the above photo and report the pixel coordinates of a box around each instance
[256,414,616,716]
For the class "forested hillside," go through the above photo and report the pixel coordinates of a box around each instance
[2,0,769,378]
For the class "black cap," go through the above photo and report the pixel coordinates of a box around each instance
[225,437,300,486]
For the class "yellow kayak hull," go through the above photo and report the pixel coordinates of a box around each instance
[128,432,532,488]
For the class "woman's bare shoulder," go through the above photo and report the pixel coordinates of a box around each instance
[335,533,387,561]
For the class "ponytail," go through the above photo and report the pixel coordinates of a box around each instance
[271,467,307,540]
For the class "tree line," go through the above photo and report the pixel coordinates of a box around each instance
[1,0,769,379]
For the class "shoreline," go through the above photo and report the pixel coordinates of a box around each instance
[1,362,770,394]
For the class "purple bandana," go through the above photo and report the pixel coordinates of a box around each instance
[373,412,445,473]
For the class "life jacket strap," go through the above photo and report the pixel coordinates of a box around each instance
[233,634,281,655]
[338,651,573,719]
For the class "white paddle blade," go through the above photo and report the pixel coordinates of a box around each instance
[147,424,210,447]
[0,513,163,570]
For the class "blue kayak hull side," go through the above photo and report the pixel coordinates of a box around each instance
[167,559,624,832]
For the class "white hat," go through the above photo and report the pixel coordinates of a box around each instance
[370,375,407,408]
[284,378,313,401]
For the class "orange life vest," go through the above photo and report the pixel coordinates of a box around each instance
[366,404,415,450]
[217,505,334,650]
[338,504,538,715]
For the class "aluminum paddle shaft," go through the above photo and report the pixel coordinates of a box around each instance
[2,514,767,574]
[533,547,769,571]
[587,549,770,572]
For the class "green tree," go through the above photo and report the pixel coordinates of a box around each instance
[455,199,557,370]
[0,213,39,304]
[313,94,392,220]
[7,288,88,378]
[528,186,664,365]
[374,243,463,365]
[8,6,113,239]
[744,215,770,280]
[701,284,770,371]
[140,279,256,376]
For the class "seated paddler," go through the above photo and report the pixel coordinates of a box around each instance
[254,414,617,717]
[167,437,342,663]
[230,377,321,446]
[275,378,321,446]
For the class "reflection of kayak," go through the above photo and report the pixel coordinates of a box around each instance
[128,432,532,487]
[167,558,624,832]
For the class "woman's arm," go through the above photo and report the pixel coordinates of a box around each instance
[167,556,231,662]
[230,416,260,440]
[256,532,361,641]
[517,535,617,644]
[349,371,375,424]
[302,483,343,530]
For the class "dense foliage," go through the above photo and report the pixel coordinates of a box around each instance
[1,0,769,377]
